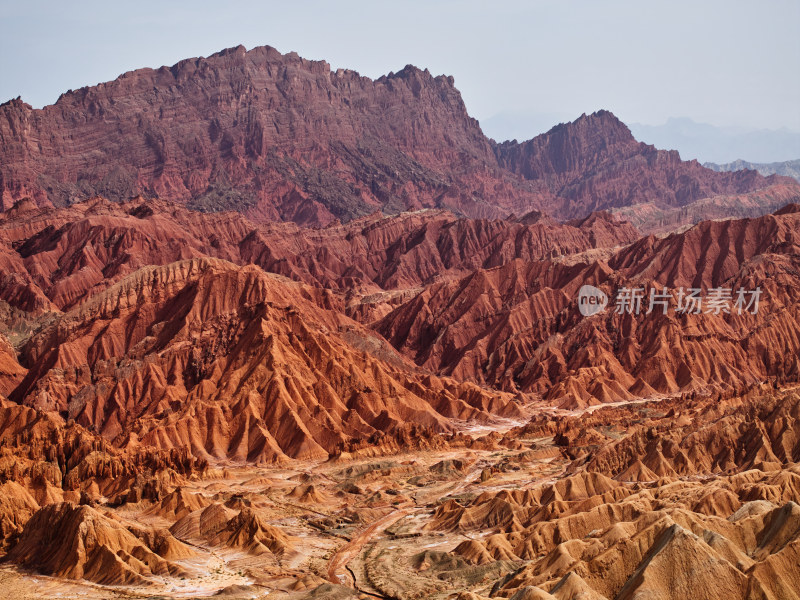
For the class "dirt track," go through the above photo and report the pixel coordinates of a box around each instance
[326,508,412,587]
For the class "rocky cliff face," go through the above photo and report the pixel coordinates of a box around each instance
[0,45,547,225]
[1,46,795,230]
[494,110,795,220]
[11,257,518,463]
[377,206,800,405]
[2,196,799,419]
[0,195,638,320]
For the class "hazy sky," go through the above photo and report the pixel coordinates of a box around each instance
[1,0,798,139]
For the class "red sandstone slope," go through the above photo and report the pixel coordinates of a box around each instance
[4,502,192,585]
[608,204,800,288]
[0,196,250,310]
[2,197,797,418]
[0,46,549,224]
[493,111,798,224]
[243,208,638,295]
[1,46,794,228]
[0,196,638,316]
[377,207,800,406]
[10,258,517,462]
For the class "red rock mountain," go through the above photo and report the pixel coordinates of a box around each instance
[2,197,799,418]
[11,257,518,462]
[494,110,799,222]
[377,206,800,406]
[0,195,639,319]
[2,43,800,600]
[0,46,544,225]
[1,45,796,230]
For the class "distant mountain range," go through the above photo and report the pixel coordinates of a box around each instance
[629,117,800,164]
[0,45,798,233]
[704,159,800,182]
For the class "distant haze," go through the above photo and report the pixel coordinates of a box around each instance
[628,119,800,164]
[1,0,798,153]
[478,111,800,164]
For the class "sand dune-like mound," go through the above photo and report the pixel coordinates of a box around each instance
[210,507,294,556]
[287,484,331,504]
[428,496,521,533]
[145,486,211,520]
[447,477,800,599]
[169,502,237,541]
[4,502,189,585]
[432,391,800,599]
[585,391,800,479]
[169,503,293,557]
[550,572,609,600]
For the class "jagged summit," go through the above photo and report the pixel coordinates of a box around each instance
[0,46,795,231]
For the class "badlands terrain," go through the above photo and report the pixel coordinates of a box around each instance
[0,45,798,600]
[0,196,797,599]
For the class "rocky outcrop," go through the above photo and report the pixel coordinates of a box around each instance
[11,257,517,462]
[1,47,794,229]
[493,111,796,222]
[3,502,191,585]
[377,207,800,405]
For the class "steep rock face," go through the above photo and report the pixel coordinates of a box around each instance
[0,480,39,551]
[493,111,797,223]
[0,397,205,507]
[0,196,251,310]
[1,47,794,228]
[377,208,800,405]
[609,205,800,288]
[0,333,25,395]
[0,196,638,316]
[240,207,639,316]
[0,46,547,224]
[11,258,517,462]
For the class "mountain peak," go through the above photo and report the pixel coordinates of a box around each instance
[0,46,792,231]
[549,109,634,139]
